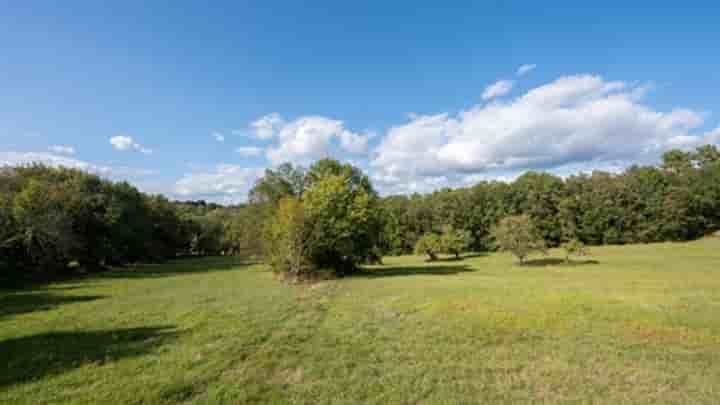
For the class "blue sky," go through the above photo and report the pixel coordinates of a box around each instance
[2,1,719,202]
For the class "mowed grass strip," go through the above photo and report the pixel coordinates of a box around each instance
[2,239,720,404]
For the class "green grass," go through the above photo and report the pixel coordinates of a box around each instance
[2,239,720,404]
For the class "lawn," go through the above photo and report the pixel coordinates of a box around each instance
[2,239,720,404]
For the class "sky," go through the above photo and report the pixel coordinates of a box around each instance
[1,1,719,203]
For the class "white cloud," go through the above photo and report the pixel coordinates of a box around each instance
[250,113,285,139]
[213,132,225,142]
[371,74,718,194]
[0,151,153,178]
[174,164,265,202]
[258,114,370,165]
[109,135,152,154]
[516,64,537,76]
[482,80,514,100]
[49,145,75,155]
[236,146,263,157]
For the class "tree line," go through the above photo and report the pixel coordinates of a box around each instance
[2,145,719,283]
[376,145,720,255]
[0,165,263,284]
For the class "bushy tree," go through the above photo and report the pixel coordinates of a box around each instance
[491,215,547,264]
[249,163,305,205]
[262,159,380,279]
[439,225,472,258]
[303,174,377,275]
[562,239,589,263]
[414,233,441,261]
[265,198,310,279]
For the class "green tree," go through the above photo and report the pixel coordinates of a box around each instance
[249,163,305,205]
[265,198,310,279]
[491,215,547,264]
[414,233,442,261]
[303,174,377,275]
[439,225,472,259]
[562,239,589,263]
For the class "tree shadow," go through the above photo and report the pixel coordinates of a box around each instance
[0,292,104,319]
[356,264,474,278]
[521,257,599,267]
[0,326,179,388]
[413,252,489,263]
[461,252,489,259]
[94,257,255,280]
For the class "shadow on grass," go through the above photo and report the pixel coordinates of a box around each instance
[521,257,599,267]
[357,264,474,278]
[95,257,256,280]
[0,326,179,388]
[0,292,104,319]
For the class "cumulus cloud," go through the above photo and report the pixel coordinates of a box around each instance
[256,114,370,165]
[0,151,153,178]
[372,74,717,194]
[174,164,265,202]
[516,64,537,76]
[49,145,75,155]
[481,80,514,100]
[236,146,263,157]
[213,132,225,142]
[250,112,285,139]
[109,135,152,154]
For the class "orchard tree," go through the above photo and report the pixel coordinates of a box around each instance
[491,215,547,264]
[414,233,441,261]
[439,225,472,259]
[562,239,589,263]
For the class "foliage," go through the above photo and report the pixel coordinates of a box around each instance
[414,233,442,261]
[0,165,246,283]
[377,145,720,256]
[261,159,380,278]
[562,239,589,262]
[3,144,720,282]
[439,225,472,258]
[491,215,547,264]
[302,173,377,275]
[248,163,305,205]
[265,198,310,279]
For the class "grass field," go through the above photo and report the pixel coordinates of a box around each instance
[2,239,720,404]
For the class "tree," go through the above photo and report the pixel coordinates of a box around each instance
[562,239,589,263]
[302,174,377,275]
[439,225,472,259]
[304,158,376,196]
[261,159,380,279]
[491,215,547,264]
[265,198,310,279]
[512,172,566,246]
[414,233,441,261]
[249,163,305,205]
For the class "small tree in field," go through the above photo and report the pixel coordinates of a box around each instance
[491,215,547,264]
[414,233,442,261]
[562,239,589,263]
[440,225,472,259]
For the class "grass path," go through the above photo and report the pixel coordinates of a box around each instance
[2,239,720,404]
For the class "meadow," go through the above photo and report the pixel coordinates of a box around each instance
[2,238,720,404]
